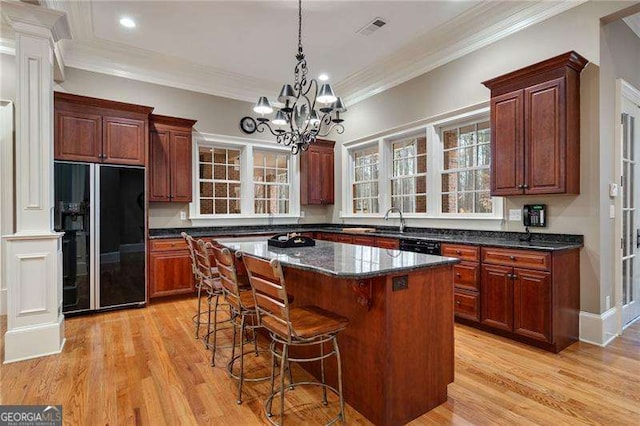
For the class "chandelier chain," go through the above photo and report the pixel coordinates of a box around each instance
[297,0,303,55]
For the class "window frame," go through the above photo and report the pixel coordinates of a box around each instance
[350,142,381,215]
[341,106,502,220]
[189,133,300,224]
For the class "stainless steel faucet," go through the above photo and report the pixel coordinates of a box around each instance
[384,207,406,233]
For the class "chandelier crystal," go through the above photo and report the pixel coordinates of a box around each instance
[250,0,346,155]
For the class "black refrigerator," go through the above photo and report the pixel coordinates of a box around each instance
[54,162,146,314]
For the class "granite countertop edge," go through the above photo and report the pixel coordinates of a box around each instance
[149,226,583,251]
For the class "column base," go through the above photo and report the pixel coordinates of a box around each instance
[4,314,65,363]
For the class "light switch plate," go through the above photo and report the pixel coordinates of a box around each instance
[180,211,187,220]
[509,209,522,221]
[609,183,619,197]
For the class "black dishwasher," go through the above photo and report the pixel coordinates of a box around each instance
[399,239,441,255]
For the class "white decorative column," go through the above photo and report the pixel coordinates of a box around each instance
[1,1,70,363]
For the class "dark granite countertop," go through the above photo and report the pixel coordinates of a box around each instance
[149,224,583,252]
[217,239,459,279]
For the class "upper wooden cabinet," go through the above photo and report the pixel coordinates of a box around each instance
[482,51,587,196]
[149,114,197,203]
[301,139,335,205]
[54,92,154,166]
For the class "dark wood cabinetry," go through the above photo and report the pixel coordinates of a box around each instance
[482,51,587,196]
[149,115,197,202]
[443,243,481,322]
[148,238,195,298]
[481,264,514,331]
[301,140,335,205]
[54,92,153,165]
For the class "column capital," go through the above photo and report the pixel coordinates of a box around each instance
[1,0,71,42]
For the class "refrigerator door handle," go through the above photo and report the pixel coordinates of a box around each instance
[92,163,100,310]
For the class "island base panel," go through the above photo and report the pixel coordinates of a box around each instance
[283,265,454,426]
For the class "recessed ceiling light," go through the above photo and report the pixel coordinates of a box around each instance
[318,73,329,81]
[120,17,136,29]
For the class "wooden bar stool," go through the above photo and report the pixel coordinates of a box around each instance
[209,243,270,404]
[242,253,348,425]
[191,238,231,363]
[182,232,205,339]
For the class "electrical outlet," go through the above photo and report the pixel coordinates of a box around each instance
[392,275,408,291]
[606,296,611,310]
[300,211,305,218]
[509,209,522,221]
[180,211,187,221]
[609,205,615,219]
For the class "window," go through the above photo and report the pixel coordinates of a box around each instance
[193,135,299,221]
[390,136,427,213]
[253,150,290,214]
[352,145,379,214]
[198,146,241,215]
[441,121,491,214]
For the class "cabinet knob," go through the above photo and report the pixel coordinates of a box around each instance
[455,250,462,255]
[455,300,461,306]
[518,184,524,189]
[455,272,461,277]
[509,255,516,261]
[523,184,529,189]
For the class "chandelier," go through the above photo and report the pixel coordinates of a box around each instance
[250,0,346,155]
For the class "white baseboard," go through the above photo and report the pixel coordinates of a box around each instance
[3,316,66,363]
[579,307,618,347]
[0,288,5,315]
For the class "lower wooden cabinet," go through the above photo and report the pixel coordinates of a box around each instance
[513,268,551,342]
[481,264,514,331]
[313,232,400,250]
[444,243,481,323]
[454,290,480,322]
[148,239,195,298]
[375,237,400,249]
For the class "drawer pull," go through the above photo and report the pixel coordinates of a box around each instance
[509,255,516,261]
[456,250,462,255]
[455,300,461,306]
[455,273,461,277]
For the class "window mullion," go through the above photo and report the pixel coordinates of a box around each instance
[243,145,253,215]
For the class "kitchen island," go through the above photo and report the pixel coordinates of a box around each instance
[219,239,459,426]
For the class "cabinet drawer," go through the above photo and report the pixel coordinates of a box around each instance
[455,290,480,322]
[149,238,188,252]
[352,235,375,246]
[481,247,550,271]
[335,234,353,243]
[454,262,480,291]
[442,244,480,262]
[375,237,399,249]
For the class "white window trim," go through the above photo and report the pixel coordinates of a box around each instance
[189,132,301,225]
[341,107,503,220]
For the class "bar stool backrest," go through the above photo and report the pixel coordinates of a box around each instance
[181,232,198,277]
[194,239,218,291]
[242,253,294,339]
[210,244,247,309]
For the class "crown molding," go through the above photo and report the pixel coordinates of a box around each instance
[338,0,588,106]
[623,14,640,39]
[32,0,585,107]
[1,0,70,42]
[61,37,280,104]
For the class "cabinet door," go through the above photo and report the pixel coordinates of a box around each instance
[148,250,195,298]
[55,110,102,162]
[306,149,323,204]
[149,130,171,201]
[491,90,524,196]
[524,78,565,194]
[320,149,335,204]
[170,131,193,202]
[375,237,399,249]
[513,268,552,342]
[455,290,480,322]
[481,264,513,331]
[352,235,375,246]
[103,116,146,165]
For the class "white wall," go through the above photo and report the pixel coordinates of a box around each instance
[333,1,633,315]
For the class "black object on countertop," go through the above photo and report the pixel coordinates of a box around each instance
[268,233,316,248]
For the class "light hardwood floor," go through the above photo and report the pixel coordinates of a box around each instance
[1,298,639,425]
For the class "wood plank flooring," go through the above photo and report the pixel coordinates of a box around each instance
[1,298,639,425]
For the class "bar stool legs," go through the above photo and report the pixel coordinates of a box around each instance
[265,334,346,426]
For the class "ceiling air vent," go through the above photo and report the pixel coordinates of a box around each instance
[357,17,387,36]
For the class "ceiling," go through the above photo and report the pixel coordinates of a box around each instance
[623,13,640,39]
[1,1,587,105]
